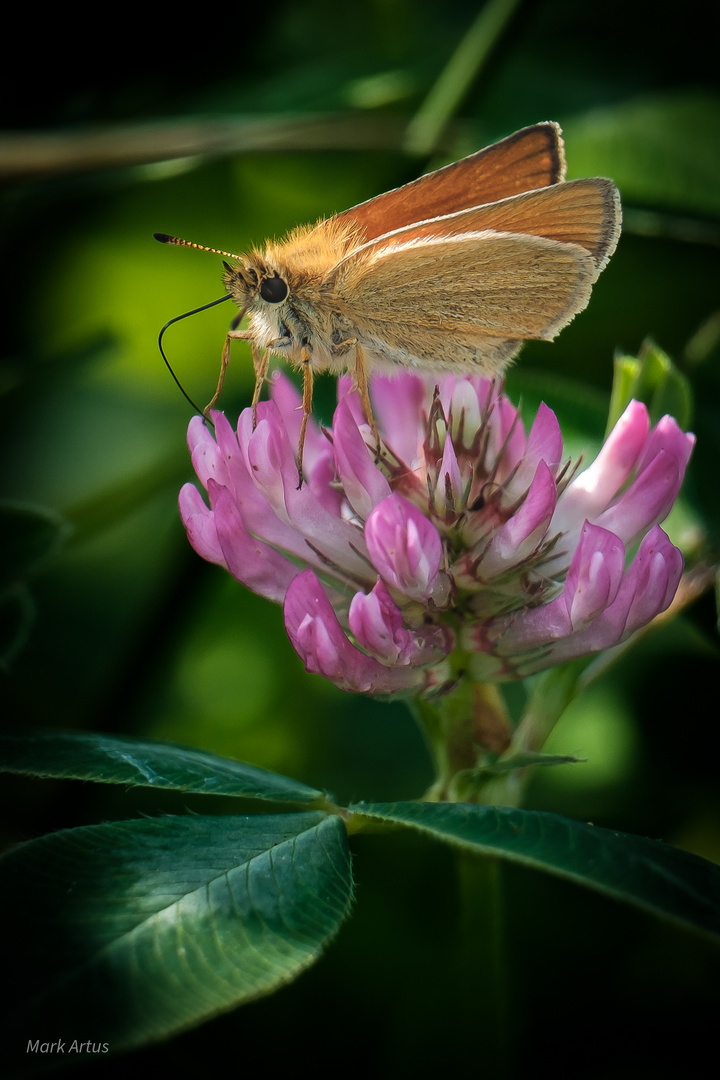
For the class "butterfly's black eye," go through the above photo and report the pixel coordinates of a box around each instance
[260,275,288,304]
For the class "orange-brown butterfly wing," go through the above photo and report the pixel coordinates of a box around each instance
[334,231,597,352]
[337,178,621,278]
[331,123,566,243]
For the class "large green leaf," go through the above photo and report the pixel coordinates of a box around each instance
[350,802,720,942]
[564,93,720,217]
[0,730,327,804]
[1,812,352,1063]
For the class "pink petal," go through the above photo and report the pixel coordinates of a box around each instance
[349,579,453,666]
[211,481,299,603]
[491,525,684,672]
[269,371,327,474]
[486,522,625,652]
[511,402,563,493]
[349,580,406,663]
[284,570,424,694]
[444,378,483,448]
[239,402,375,582]
[621,526,684,634]
[370,374,427,465]
[635,415,695,478]
[434,434,464,513]
[332,397,391,520]
[564,522,625,627]
[558,400,650,524]
[365,493,443,601]
[489,396,526,481]
[188,413,233,491]
[596,449,681,542]
[480,460,557,575]
[178,483,226,566]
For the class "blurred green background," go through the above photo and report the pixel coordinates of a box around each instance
[2,0,719,1076]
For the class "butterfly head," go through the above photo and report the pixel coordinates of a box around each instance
[222,255,290,326]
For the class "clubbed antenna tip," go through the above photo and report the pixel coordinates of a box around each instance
[153,232,242,260]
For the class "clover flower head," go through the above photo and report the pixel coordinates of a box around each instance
[180,371,693,694]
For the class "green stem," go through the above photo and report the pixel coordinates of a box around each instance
[410,679,515,804]
[403,0,524,156]
[513,663,582,756]
[456,852,510,1076]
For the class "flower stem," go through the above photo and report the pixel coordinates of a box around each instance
[410,679,514,803]
[455,851,510,1076]
[513,662,583,756]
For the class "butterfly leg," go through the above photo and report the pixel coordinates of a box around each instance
[250,345,270,429]
[204,328,254,414]
[297,347,314,488]
[331,337,381,458]
[354,343,381,460]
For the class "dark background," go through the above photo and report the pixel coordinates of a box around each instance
[2,1,719,1076]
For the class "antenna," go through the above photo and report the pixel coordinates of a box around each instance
[153,232,243,261]
[154,231,246,416]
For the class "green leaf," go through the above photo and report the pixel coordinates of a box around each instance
[1,812,352,1060]
[349,802,720,942]
[563,92,720,218]
[0,730,328,805]
[477,751,583,773]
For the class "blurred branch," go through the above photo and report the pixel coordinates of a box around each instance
[0,114,470,184]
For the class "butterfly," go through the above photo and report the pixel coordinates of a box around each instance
[156,121,621,482]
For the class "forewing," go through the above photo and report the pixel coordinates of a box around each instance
[334,179,620,281]
[334,230,597,347]
[332,123,565,243]
[419,178,621,274]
